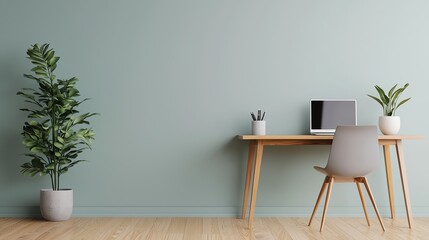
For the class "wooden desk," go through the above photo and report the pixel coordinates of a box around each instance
[238,135,422,228]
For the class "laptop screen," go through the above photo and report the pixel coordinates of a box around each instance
[310,99,357,134]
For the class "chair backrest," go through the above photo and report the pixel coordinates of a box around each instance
[325,125,379,177]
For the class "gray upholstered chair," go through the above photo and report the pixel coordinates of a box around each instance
[308,125,385,232]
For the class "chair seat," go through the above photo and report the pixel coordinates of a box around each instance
[314,166,364,182]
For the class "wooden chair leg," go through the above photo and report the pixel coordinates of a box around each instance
[320,177,334,232]
[362,177,386,231]
[355,178,370,226]
[308,176,329,226]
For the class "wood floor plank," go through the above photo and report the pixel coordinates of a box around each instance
[0,217,428,240]
[123,218,156,240]
[145,217,172,240]
[202,217,221,236]
[262,217,293,240]
[184,218,203,240]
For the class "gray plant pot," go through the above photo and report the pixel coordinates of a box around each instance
[40,189,73,221]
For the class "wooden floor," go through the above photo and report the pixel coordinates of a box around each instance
[0,217,428,240]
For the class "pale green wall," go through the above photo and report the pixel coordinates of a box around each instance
[1,0,428,217]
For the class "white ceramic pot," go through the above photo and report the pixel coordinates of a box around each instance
[252,121,266,135]
[379,116,400,135]
[40,189,73,221]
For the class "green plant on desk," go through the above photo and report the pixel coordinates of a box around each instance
[367,83,411,116]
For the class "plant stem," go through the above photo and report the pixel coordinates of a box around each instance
[48,66,58,191]
[50,173,54,191]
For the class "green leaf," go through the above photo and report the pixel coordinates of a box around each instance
[396,97,411,109]
[388,84,397,98]
[374,85,389,105]
[41,44,50,54]
[34,71,49,78]
[367,94,384,107]
[59,160,86,174]
[54,142,63,149]
[30,146,44,153]
[48,56,60,67]
[46,51,55,61]
[46,162,56,170]
[27,51,43,60]
[390,86,407,112]
[31,158,44,169]
[57,136,65,143]
[59,159,72,165]
[29,121,38,126]
[403,83,409,90]
[25,154,46,163]
[31,66,46,72]
[24,140,36,147]
[68,154,78,159]
[28,113,46,118]
[72,113,97,125]
[17,91,36,100]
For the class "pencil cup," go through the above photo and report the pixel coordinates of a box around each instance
[252,121,266,135]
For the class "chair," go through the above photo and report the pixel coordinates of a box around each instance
[308,125,385,232]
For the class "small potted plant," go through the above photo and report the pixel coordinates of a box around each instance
[367,83,411,135]
[17,43,97,221]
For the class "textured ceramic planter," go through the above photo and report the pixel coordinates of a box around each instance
[40,189,73,221]
[379,116,400,135]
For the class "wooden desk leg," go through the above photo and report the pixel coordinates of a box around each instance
[241,141,256,219]
[248,141,264,228]
[395,140,413,228]
[383,145,395,219]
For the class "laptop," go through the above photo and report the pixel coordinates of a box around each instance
[310,99,357,135]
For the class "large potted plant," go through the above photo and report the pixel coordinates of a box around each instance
[17,43,97,221]
[367,83,411,135]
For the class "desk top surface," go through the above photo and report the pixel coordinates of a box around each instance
[238,135,423,140]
